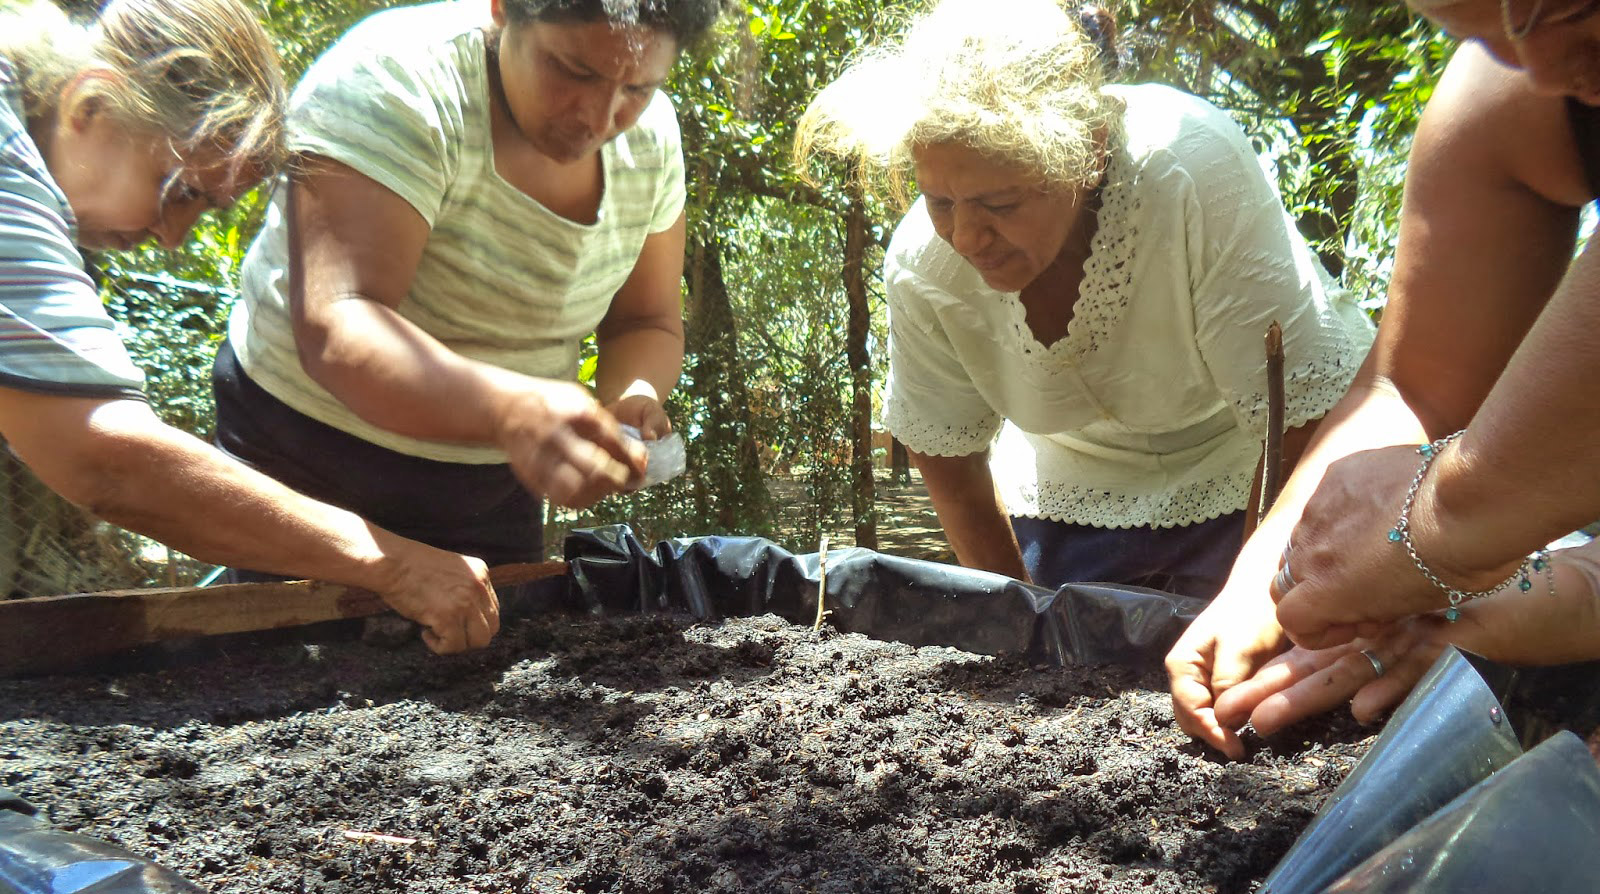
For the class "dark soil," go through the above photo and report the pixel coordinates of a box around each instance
[1,612,1373,893]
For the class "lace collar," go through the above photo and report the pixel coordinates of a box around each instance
[1001,133,1139,366]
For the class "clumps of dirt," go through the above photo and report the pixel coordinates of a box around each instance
[0,613,1372,893]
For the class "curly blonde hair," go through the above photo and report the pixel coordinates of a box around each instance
[794,0,1121,203]
[1,0,286,179]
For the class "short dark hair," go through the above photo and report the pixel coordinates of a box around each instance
[500,0,722,48]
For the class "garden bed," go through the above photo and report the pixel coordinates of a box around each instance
[0,611,1371,893]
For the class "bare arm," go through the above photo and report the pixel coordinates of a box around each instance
[1270,46,1592,646]
[1420,240,1600,579]
[592,212,687,439]
[0,389,497,653]
[1169,43,1588,752]
[908,448,1029,581]
[287,154,643,507]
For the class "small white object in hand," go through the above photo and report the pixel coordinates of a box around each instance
[620,424,686,489]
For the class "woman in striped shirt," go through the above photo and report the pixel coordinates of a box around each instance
[213,0,719,571]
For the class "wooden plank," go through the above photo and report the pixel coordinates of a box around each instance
[0,561,566,677]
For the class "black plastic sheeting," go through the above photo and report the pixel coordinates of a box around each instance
[555,525,1206,667]
[0,789,201,894]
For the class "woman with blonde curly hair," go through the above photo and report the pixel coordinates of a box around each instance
[797,0,1375,599]
[0,0,501,654]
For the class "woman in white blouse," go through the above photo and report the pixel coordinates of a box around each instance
[796,0,1374,598]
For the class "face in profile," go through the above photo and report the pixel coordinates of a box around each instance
[42,84,254,251]
[1415,0,1600,103]
[490,5,679,165]
[912,142,1092,294]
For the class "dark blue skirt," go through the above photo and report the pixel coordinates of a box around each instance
[1010,511,1246,600]
[211,340,544,568]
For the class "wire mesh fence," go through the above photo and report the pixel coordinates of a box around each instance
[0,452,197,599]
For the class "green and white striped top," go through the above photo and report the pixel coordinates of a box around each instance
[230,0,686,463]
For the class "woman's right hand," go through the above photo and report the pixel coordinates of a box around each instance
[494,379,647,509]
[366,538,500,655]
[1166,583,1289,759]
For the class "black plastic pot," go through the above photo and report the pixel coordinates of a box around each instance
[1321,730,1600,893]
[0,788,202,893]
[1258,647,1523,894]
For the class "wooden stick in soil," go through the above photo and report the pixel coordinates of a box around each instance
[813,535,829,632]
[1240,322,1286,543]
[0,560,566,677]
[1259,321,1286,519]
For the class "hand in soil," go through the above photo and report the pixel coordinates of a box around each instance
[494,379,647,508]
[372,544,499,653]
[1223,550,1600,736]
[1166,585,1289,760]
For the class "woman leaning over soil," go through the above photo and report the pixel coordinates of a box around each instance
[795,0,1374,600]
[0,0,499,653]
[213,0,718,574]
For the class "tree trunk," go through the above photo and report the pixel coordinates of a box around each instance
[843,197,877,550]
[685,231,771,534]
[890,438,911,486]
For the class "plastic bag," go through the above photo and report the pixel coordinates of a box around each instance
[619,425,686,489]
[0,788,202,893]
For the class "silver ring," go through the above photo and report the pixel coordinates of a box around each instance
[1272,549,1297,593]
[1360,648,1386,678]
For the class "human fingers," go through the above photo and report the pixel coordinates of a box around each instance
[1278,617,1363,651]
[1267,543,1297,605]
[1248,642,1395,737]
[523,435,633,508]
[608,394,672,440]
[1213,644,1352,728]
[464,604,496,650]
[1167,657,1245,760]
[463,556,500,647]
[1349,641,1442,725]
[574,407,648,480]
[420,617,466,655]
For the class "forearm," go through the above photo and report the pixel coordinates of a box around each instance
[298,296,536,444]
[911,449,1028,581]
[1424,246,1600,571]
[593,325,684,406]
[29,402,405,589]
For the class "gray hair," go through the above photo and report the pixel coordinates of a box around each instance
[794,0,1122,202]
[1,0,287,178]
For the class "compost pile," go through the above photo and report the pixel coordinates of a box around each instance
[0,612,1371,893]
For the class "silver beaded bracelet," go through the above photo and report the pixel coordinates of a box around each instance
[1388,430,1553,621]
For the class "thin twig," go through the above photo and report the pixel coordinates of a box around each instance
[813,534,829,631]
[1259,321,1286,519]
[340,830,421,846]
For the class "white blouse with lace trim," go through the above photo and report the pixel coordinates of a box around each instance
[881,83,1375,530]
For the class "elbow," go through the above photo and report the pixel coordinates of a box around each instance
[293,315,373,397]
[25,430,146,522]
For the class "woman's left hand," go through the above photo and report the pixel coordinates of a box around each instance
[607,394,672,441]
[1217,552,1600,737]
[1213,624,1446,736]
